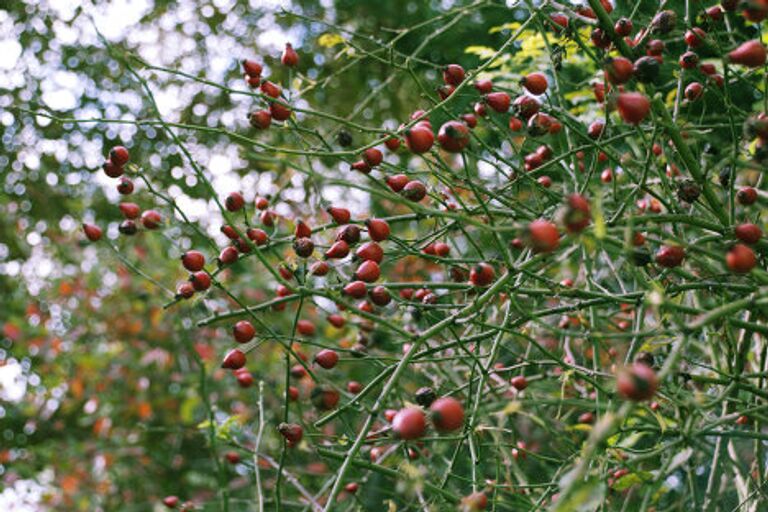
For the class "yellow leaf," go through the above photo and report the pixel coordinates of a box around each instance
[566,423,593,432]
[499,400,522,416]
[593,197,606,240]
[318,33,345,48]
[665,88,678,108]
[489,22,521,34]
[465,45,496,59]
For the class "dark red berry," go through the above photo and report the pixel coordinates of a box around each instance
[355,260,381,282]
[726,244,757,273]
[401,180,427,202]
[355,241,383,263]
[82,223,102,242]
[522,72,548,95]
[222,349,246,370]
[233,320,256,343]
[485,92,511,113]
[469,263,495,287]
[655,245,685,268]
[405,126,434,154]
[190,271,211,291]
[617,364,658,401]
[110,146,130,166]
[430,397,464,432]
[526,219,560,253]
[278,422,303,446]
[442,64,465,86]
[225,192,245,212]
[281,43,299,67]
[119,202,140,219]
[181,250,206,272]
[314,349,339,369]
[437,120,470,153]
[117,177,134,195]
[392,407,426,440]
[121,212,156,248]
[343,280,368,298]
[511,375,528,390]
[249,110,271,129]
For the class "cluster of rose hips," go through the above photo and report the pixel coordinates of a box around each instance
[245,43,299,130]
[82,146,162,242]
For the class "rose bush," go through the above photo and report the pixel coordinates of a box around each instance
[4,0,768,510]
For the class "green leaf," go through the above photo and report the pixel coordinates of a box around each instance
[612,470,654,491]
[552,475,606,512]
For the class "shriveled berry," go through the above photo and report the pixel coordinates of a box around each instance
[401,180,427,202]
[337,224,361,245]
[633,56,660,83]
[278,422,303,446]
[118,220,137,235]
[369,285,391,306]
[293,237,314,258]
